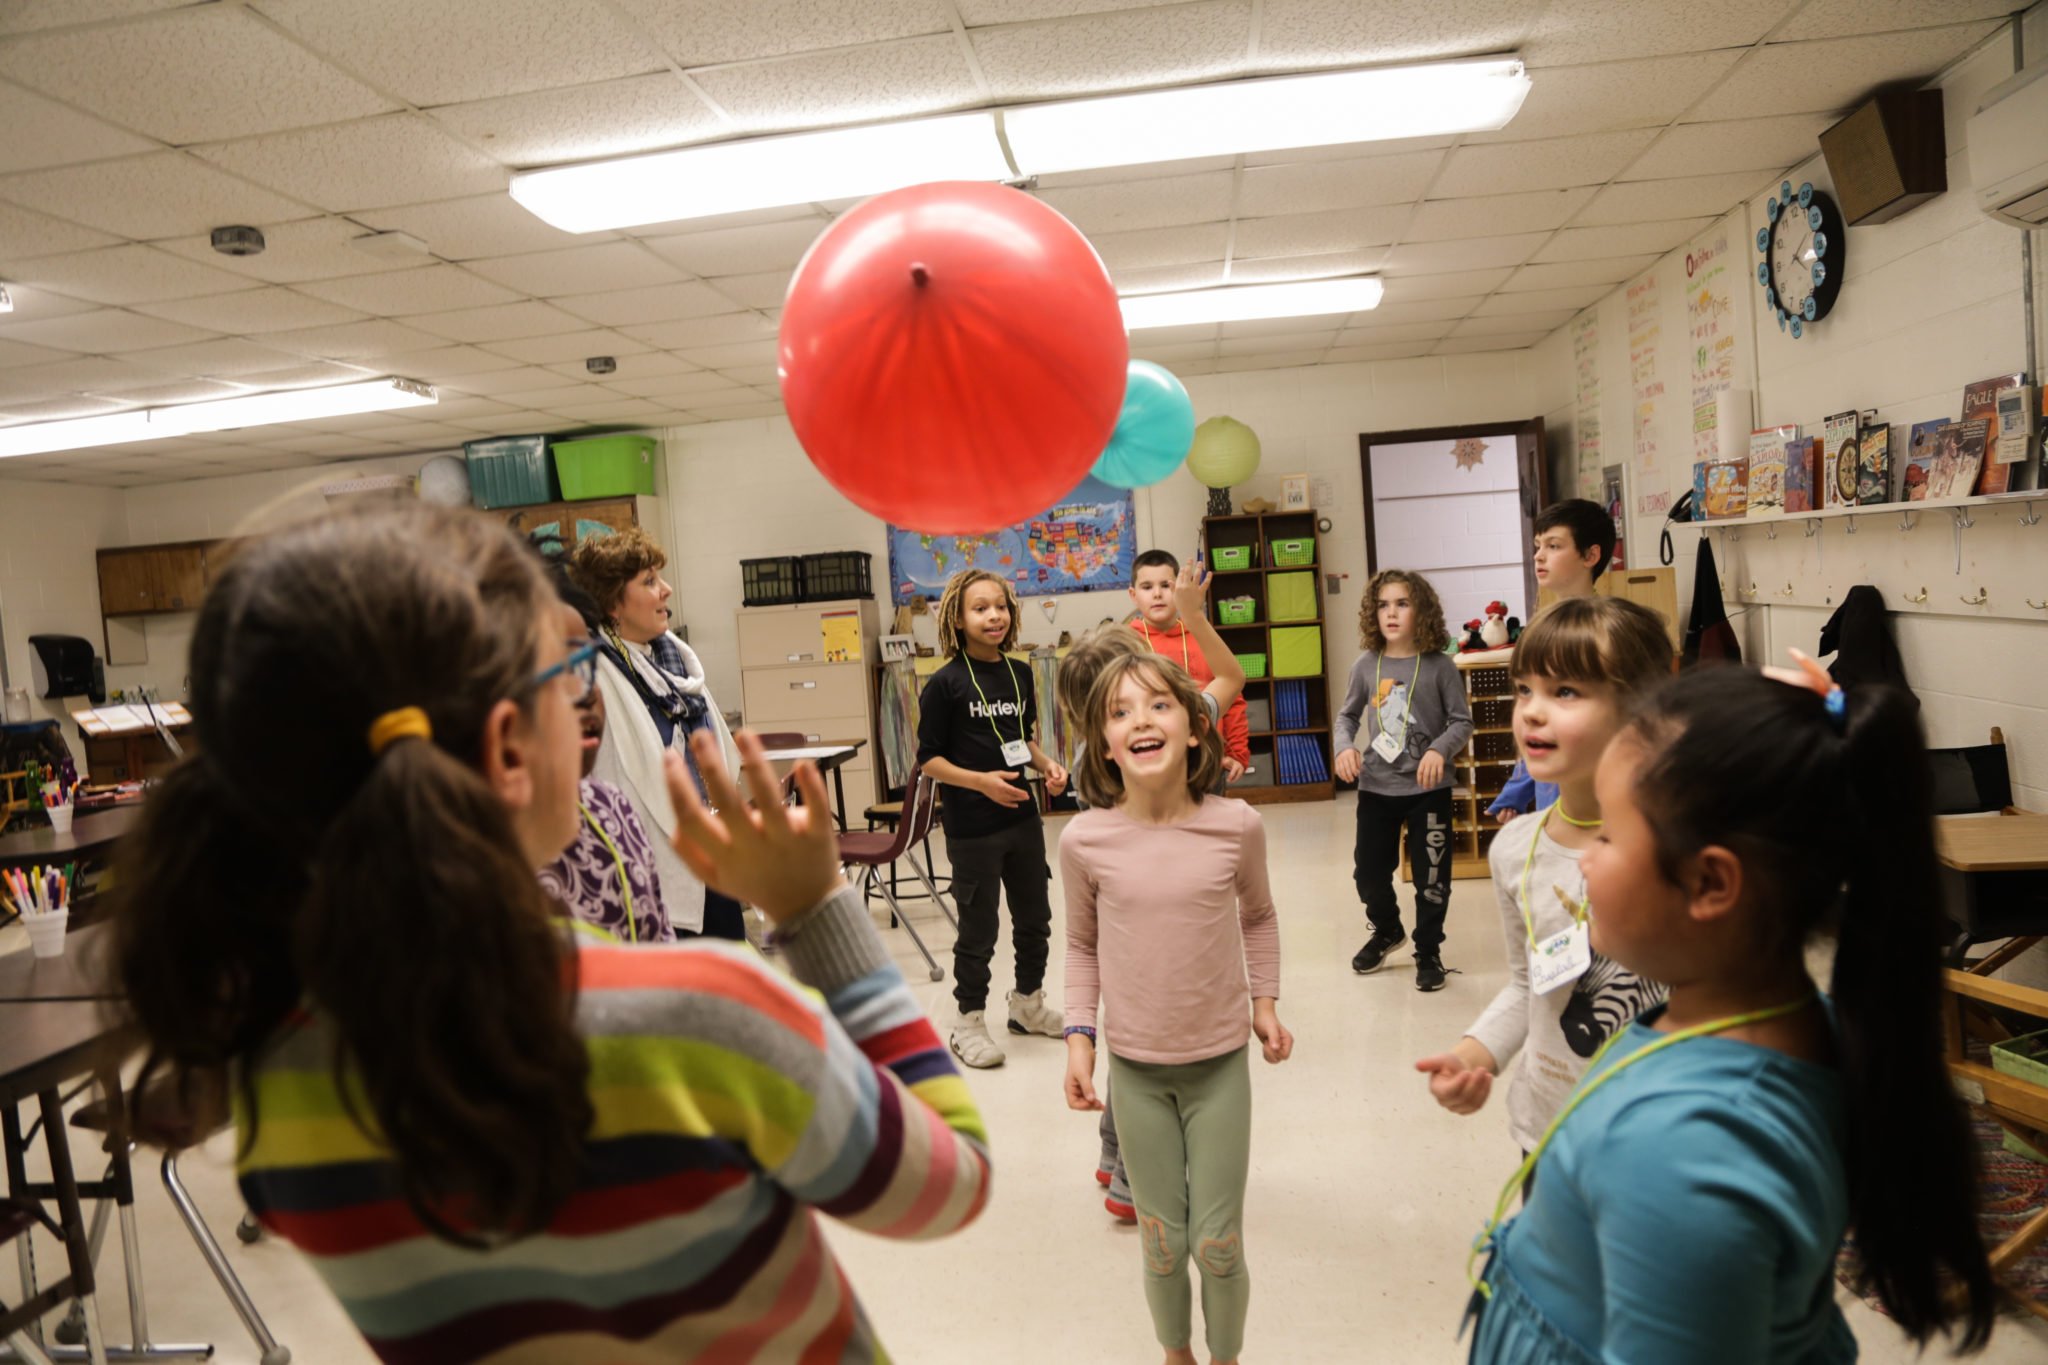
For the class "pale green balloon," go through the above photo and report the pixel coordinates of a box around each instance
[1186,415,1261,488]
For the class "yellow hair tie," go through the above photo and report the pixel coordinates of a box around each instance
[367,706,432,756]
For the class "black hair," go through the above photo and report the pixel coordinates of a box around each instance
[1132,549,1179,579]
[529,531,603,633]
[1626,669,1994,1348]
[1533,498,1617,581]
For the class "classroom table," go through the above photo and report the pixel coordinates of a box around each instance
[761,739,865,830]
[0,808,140,920]
[0,924,114,1004]
[1935,812,2048,964]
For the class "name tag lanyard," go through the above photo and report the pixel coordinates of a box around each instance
[967,655,1033,767]
[1138,619,1191,673]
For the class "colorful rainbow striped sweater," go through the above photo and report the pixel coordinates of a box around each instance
[236,886,991,1362]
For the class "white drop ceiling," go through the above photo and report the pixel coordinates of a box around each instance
[0,0,2016,486]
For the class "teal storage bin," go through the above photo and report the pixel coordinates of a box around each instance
[554,433,658,500]
[1267,571,1317,622]
[1269,537,1314,567]
[1271,625,1322,677]
[464,435,557,509]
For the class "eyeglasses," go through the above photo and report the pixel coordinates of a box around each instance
[531,640,598,703]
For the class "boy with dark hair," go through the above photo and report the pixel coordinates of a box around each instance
[1488,499,1614,822]
[1128,549,1250,782]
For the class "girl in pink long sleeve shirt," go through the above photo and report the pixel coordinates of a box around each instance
[1060,651,1292,1365]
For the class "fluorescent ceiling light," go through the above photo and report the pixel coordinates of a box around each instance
[1120,277,1384,330]
[510,112,1012,232]
[0,377,436,460]
[1004,59,1529,175]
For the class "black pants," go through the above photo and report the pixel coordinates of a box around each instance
[680,889,748,942]
[946,815,1052,1013]
[1353,786,1455,952]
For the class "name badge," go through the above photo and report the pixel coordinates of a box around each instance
[1370,730,1404,764]
[1001,739,1032,768]
[1529,921,1592,995]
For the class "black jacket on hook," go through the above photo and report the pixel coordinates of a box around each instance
[1681,534,1741,667]
[1819,584,1915,706]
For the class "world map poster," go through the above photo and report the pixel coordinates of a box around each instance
[887,475,1136,605]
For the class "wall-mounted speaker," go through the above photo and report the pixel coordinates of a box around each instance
[1819,89,1946,226]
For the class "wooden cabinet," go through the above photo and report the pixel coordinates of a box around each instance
[736,599,882,817]
[1402,654,1515,884]
[498,495,665,550]
[97,541,219,617]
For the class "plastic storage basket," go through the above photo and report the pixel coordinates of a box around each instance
[464,435,556,509]
[799,551,872,602]
[1236,651,1268,679]
[1991,1031,2048,1160]
[1269,537,1314,567]
[1267,571,1317,622]
[1210,545,1252,571]
[553,434,657,500]
[1218,596,1258,625]
[741,556,802,607]
[1270,625,1321,677]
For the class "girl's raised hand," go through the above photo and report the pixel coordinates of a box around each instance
[1170,558,1213,623]
[665,730,845,924]
[1064,1037,1103,1111]
[1415,1053,1493,1115]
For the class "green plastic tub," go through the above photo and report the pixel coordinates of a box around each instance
[554,434,658,500]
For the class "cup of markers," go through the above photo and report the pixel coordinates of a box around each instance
[5,865,73,958]
[44,779,79,835]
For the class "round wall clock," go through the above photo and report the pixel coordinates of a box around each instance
[1754,180,1845,340]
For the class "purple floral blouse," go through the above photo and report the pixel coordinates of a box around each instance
[538,779,674,944]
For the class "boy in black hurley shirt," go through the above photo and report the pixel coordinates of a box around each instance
[917,569,1070,1068]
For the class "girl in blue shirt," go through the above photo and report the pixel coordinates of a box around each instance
[1467,652,1996,1362]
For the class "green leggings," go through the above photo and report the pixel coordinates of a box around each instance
[1108,1046,1252,1361]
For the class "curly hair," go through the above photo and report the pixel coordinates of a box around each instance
[935,568,1020,658]
[1357,569,1450,654]
[1071,652,1222,809]
[565,527,666,621]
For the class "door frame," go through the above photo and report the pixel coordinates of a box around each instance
[1357,418,1548,610]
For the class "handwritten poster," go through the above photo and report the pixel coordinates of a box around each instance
[1686,232,1736,464]
[1572,312,1602,497]
[1626,272,1668,517]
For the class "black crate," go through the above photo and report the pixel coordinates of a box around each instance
[799,550,872,602]
[1474,730,1519,763]
[741,556,802,607]
[1472,697,1514,729]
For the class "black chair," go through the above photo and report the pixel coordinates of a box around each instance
[1931,729,2048,966]
[837,766,956,981]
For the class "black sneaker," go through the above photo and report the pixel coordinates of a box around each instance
[1415,951,1448,992]
[1351,929,1407,974]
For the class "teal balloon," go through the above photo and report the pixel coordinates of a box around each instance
[1090,360,1196,489]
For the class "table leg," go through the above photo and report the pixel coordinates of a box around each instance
[3,1106,42,1353]
[831,766,847,832]
[33,1092,104,1365]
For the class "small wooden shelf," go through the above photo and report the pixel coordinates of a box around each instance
[1209,511,1335,808]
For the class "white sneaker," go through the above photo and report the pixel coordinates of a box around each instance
[1006,989,1063,1038]
[949,1011,1006,1069]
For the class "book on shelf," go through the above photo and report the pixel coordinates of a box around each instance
[1963,372,2024,494]
[1855,422,1890,505]
[1994,383,2035,488]
[1902,420,1946,502]
[1747,425,1796,514]
[1926,419,1988,500]
[1821,410,1860,510]
[1701,456,1749,520]
[1783,437,1819,513]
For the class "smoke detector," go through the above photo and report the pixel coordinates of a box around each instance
[586,356,617,375]
[210,225,266,257]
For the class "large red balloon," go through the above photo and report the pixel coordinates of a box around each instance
[778,182,1128,534]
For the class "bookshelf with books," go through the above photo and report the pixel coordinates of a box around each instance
[1201,510,1335,807]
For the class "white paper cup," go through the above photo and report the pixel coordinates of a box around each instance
[25,910,69,959]
[47,803,73,835]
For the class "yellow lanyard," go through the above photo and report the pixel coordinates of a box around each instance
[1370,652,1420,745]
[964,653,1028,749]
[578,800,638,944]
[1138,619,1191,673]
[1467,994,1817,1295]
[1516,804,1591,948]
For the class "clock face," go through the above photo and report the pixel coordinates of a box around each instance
[1770,209,1819,318]
[1758,183,1845,338]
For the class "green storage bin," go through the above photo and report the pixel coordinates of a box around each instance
[1271,625,1322,677]
[1236,651,1267,679]
[1991,1031,2048,1162]
[554,433,658,500]
[1218,596,1257,625]
[1269,537,1314,567]
[1267,571,1317,622]
[464,435,557,509]
[1211,544,1252,571]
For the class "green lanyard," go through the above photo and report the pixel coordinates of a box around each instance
[965,654,1028,749]
[1370,652,1420,744]
[578,800,637,944]
[1517,804,1591,948]
[1466,993,1817,1295]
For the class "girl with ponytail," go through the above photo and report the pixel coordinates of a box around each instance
[112,503,990,1363]
[1466,650,1996,1362]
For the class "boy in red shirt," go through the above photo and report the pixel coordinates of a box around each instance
[1129,549,1249,783]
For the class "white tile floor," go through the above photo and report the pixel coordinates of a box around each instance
[7,794,2046,1362]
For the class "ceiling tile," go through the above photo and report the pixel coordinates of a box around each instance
[495,382,607,409]
[1435,333,1551,353]
[613,0,950,67]
[1617,115,1831,180]
[405,301,589,345]
[1467,52,1746,144]
[428,73,726,168]
[1687,24,2000,122]
[256,318,448,361]
[81,377,251,405]
[220,360,377,389]
[1089,223,1233,272]
[1775,0,2014,42]
[678,339,778,370]
[0,393,138,419]
[1577,171,1779,224]
[1432,130,1661,196]
[1531,219,1715,263]
[614,313,778,350]
[1128,340,1219,364]
[1452,310,1576,336]
[0,338,73,368]
[1033,154,1237,191]
[1257,0,1529,66]
[1502,256,1661,290]
[355,195,609,262]
[10,244,263,306]
[0,6,395,145]
[677,398,783,421]
[476,329,651,365]
[549,399,676,423]
[0,152,315,239]
[2,308,217,353]
[195,115,508,214]
[431,366,565,397]
[690,36,981,134]
[1235,150,1447,217]
[1470,286,1608,315]
[465,242,683,296]
[956,1,1186,21]
[544,352,696,383]
[298,265,523,316]
[1111,262,1228,294]
[1230,206,1411,260]
[416,394,520,420]
[0,1,191,36]
[1218,330,1336,357]
[132,288,368,335]
[1244,135,1457,166]
[1376,233,1552,275]
[156,217,437,284]
[1038,172,1244,233]
[554,281,749,327]
[705,271,793,311]
[1325,341,1431,364]
[641,218,830,277]
[123,337,320,378]
[0,200,121,260]
[370,347,525,380]
[0,80,156,175]
[1521,0,1796,66]
[1379,269,1516,301]
[1355,298,1484,324]
[1335,320,1456,343]
[254,0,667,106]
[0,286,95,327]
[969,0,1253,100]
[1405,188,1595,242]
[610,371,751,399]
[1224,251,1382,284]
[7,355,175,393]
